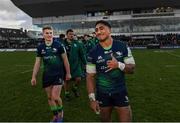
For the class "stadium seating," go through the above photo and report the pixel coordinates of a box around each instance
[0,28,41,49]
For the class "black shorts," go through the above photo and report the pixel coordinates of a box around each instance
[96,91,129,107]
[42,75,64,88]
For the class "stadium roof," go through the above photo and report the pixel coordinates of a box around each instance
[11,0,180,18]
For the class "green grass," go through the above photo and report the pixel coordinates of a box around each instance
[0,49,180,121]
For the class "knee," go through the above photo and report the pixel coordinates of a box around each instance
[47,96,52,102]
[52,93,60,101]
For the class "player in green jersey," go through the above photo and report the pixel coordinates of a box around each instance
[86,20,135,122]
[31,26,71,122]
[63,29,87,100]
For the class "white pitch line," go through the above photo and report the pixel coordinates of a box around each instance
[0,69,20,74]
[165,65,178,68]
[154,50,174,53]
[166,52,180,58]
[21,69,33,74]
[20,66,43,74]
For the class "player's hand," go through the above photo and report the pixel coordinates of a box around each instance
[31,77,37,86]
[90,101,100,114]
[65,73,71,81]
[106,54,118,72]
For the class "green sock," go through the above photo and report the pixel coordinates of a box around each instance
[50,106,58,116]
[73,84,78,90]
[57,105,63,112]
[65,91,70,95]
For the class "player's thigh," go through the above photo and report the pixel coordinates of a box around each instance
[99,106,113,122]
[96,92,113,121]
[44,86,53,98]
[52,85,63,97]
[115,105,132,122]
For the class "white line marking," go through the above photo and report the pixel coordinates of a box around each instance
[166,52,180,58]
[154,50,174,53]
[20,66,43,74]
[165,65,178,68]
[21,69,33,74]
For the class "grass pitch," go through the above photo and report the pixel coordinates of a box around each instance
[0,49,180,122]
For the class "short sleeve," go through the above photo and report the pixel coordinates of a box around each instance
[124,46,135,64]
[58,43,66,54]
[36,46,42,57]
[86,51,96,73]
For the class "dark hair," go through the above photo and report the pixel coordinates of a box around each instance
[66,29,73,34]
[59,33,65,39]
[95,20,111,29]
[84,34,89,37]
[42,25,53,31]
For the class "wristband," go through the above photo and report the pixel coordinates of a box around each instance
[118,62,125,71]
[88,93,96,101]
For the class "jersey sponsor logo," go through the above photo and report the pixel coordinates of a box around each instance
[98,56,103,60]
[43,55,56,60]
[96,55,105,63]
[41,49,46,54]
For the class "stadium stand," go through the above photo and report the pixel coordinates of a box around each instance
[0,28,41,49]
[4,0,180,49]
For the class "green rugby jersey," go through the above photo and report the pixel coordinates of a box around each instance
[87,40,135,93]
[36,40,65,78]
[63,39,87,77]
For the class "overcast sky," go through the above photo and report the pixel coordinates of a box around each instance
[0,0,33,29]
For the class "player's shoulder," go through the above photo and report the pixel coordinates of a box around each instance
[74,40,81,45]
[52,40,64,47]
[113,40,127,46]
[37,42,45,49]
[113,40,128,49]
[53,40,61,45]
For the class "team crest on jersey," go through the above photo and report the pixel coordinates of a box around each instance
[52,48,57,53]
[74,44,77,47]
